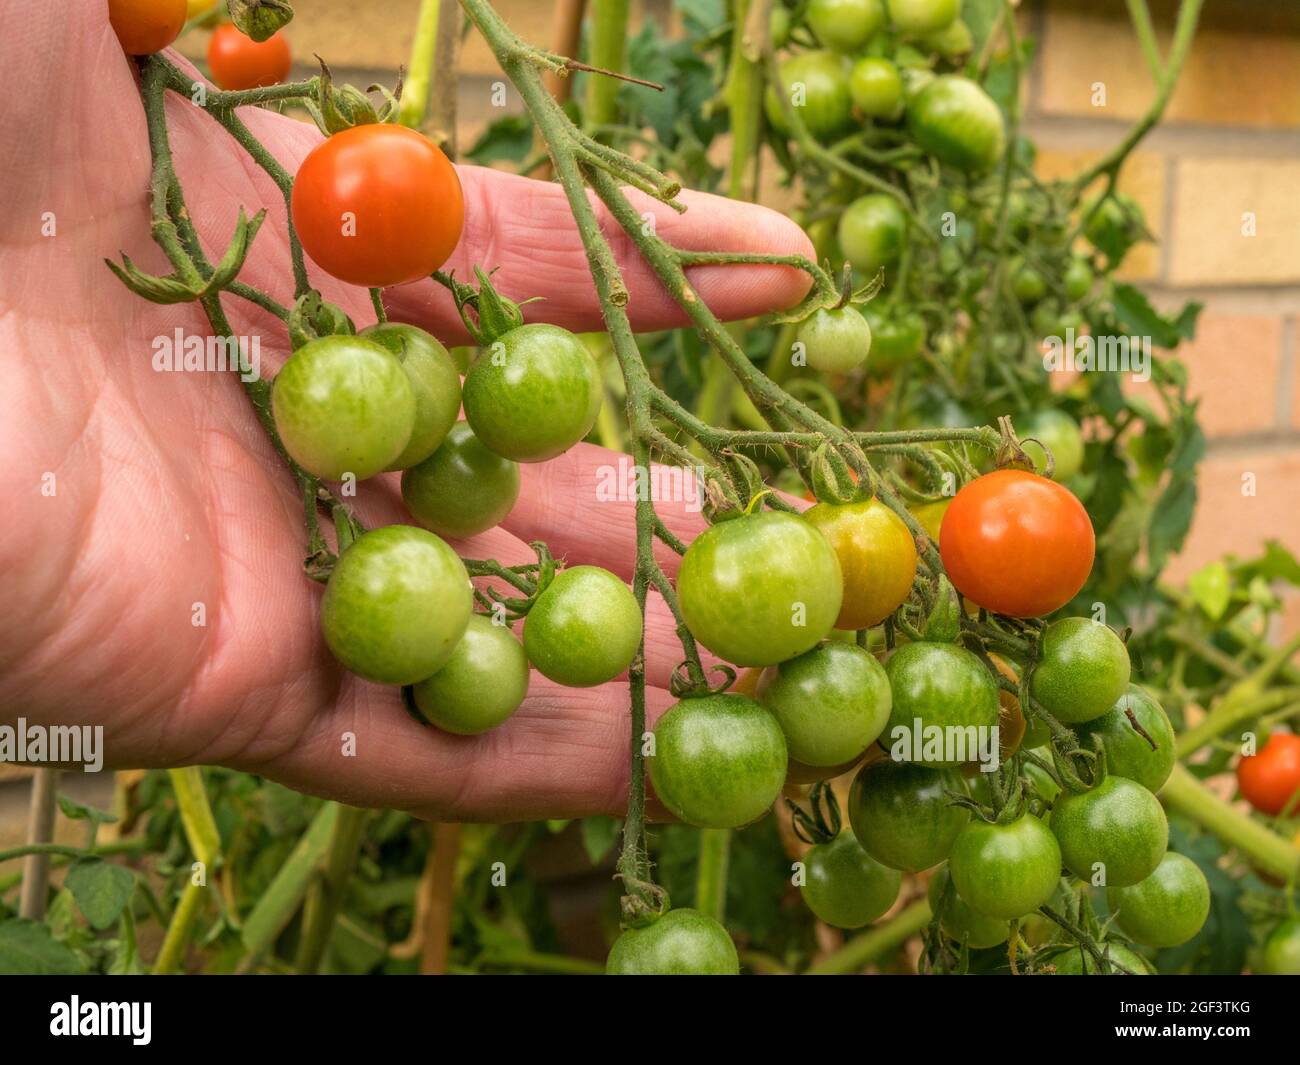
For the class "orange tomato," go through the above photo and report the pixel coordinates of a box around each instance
[804,499,918,630]
[207,24,292,90]
[108,0,187,55]
[1237,732,1300,816]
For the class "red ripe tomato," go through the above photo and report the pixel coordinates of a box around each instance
[108,0,187,55]
[939,469,1094,617]
[291,124,464,289]
[207,24,292,90]
[1237,732,1300,815]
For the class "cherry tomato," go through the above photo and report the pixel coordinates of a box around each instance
[1083,193,1142,263]
[916,17,973,58]
[606,908,739,975]
[462,324,602,463]
[797,306,872,373]
[411,614,529,734]
[940,469,1095,618]
[948,813,1061,920]
[523,566,641,687]
[862,306,924,372]
[1260,918,1300,975]
[769,5,792,48]
[292,123,463,288]
[1010,257,1047,303]
[108,0,186,55]
[927,864,1008,948]
[1106,852,1209,949]
[648,694,788,829]
[1075,686,1175,794]
[1236,731,1300,815]
[271,336,415,481]
[801,833,900,929]
[1051,776,1167,887]
[885,642,1000,768]
[1063,256,1094,301]
[907,75,1005,173]
[757,642,891,767]
[402,422,520,540]
[320,525,472,685]
[849,57,904,120]
[206,24,291,91]
[838,194,907,277]
[887,0,960,33]
[1020,410,1084,481]
[360,323,462,470]
[678,511,842,667]
[765,51,853,142]
[1031,617,1131,724]
[1048,942,1150,975]
[804,498,917,630]
[808,0,886,52]
[848,760,969,871]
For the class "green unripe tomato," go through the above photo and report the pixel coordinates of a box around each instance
[948,813,1062,920]
[1107,852,1210,948]
[907,75,1005,173]
[887,0,960,34]
[884,642,1000,769]
[678,511,843,667]
[757,641,891,767]
[801,833,901,928]
[1063,256,1094,301]
[765,51,853,142]
[648,694,788,829]
[797,305,873,373]
[1032,618,1131,724]
[272,336,415,481]
[1010,256,1048,303]
[769,4,792,48]
[320,525,472,685]
[1049,942,1151,975]
[849,56,904,119]
[849,760,970,871]
[606,908,739,975]
[1075,685,1175,793]
[916,17,973,58]
[411,614,529,734]
[1020,409,1085,481]
[1084,193,1143,262]
[1261,918,1300,975]
[401,422,520,539]
[861,305,925,372]
[523,566,641,687]
[462,324,602,463]
[1051,776,1168,887]
[927,864,1008,948]
[808,0,885,52]
[838,193,907,276]
[360,322,462,471]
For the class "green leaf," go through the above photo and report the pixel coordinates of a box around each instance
[1188,561,1231,620]
[0,919,83,975]
[229,0,293,42]
[56,795,117,826]
[579,816,622,865]
[1238,540,1300,586]
[464,115,535,166]
[1147,475,1198,570]
[1110,283,1182,349]
[64,859,136,931]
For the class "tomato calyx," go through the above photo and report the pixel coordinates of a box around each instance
[287,290,356,349]
[922,575,960,642]
[786,781,843,846]
[618,880,671,927]
[441,267,530,346]
[991,414,1045,475]
[700,450,766,523]
[809,441,873,505]
[306,57,404,136]
[228,0,293,42]
[668,662,737,700]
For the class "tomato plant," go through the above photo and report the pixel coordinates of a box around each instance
[292,123,464,288]
[648,694,788,829]
[1050,776,1168,887]
[360,323,462,470]
[849,760,970,871]
[802,832,901,929]
[796,305,873,373]
[757,641,891,767]
[402,422,520,539]
[462,324,603,463]
[766,51,853,141]
[605,909,739,975]
[1047,942,1151,976]
[412,614,529,734]
[1106,852,1210,948]
[272,335,416,481]
[319,525,472,686]
[885,641,1000,768]
[940,470,1095,617]
[523,566,641,687]
[207,24,292,90]
[948,814,1062,921]
[108,0,186,56]
[804,498,917,630]
[1075,686,1175,794]
[678,510,843,666]
[849,56,904,119]
[906,76,1005,173]
[1236,731,1300,815]
[808,0,885,53]
[1031,617,1131,724]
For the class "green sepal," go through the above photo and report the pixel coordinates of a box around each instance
[922,575,961,642]
[288,290,356,349]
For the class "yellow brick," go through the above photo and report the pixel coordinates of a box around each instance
[1168,158,1300,287]
[1033,148,1166,282]
[1037,0,1300,129]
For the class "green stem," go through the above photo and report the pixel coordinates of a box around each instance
[585,0,630,134]
[1175,688,1300,759]
[805,899,932,975]
[722,0,767,201]
[295,806,370,974]
[399,0,443,128]
[152,880,207,974]
[168,767,222,871]
[695,828,731,922]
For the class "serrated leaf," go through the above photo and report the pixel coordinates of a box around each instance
[1148,475,1197,570]
[64,859,136,931]
[1188,561,1231,620]
[1111,282,1182,349]
[0,919,83,975]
